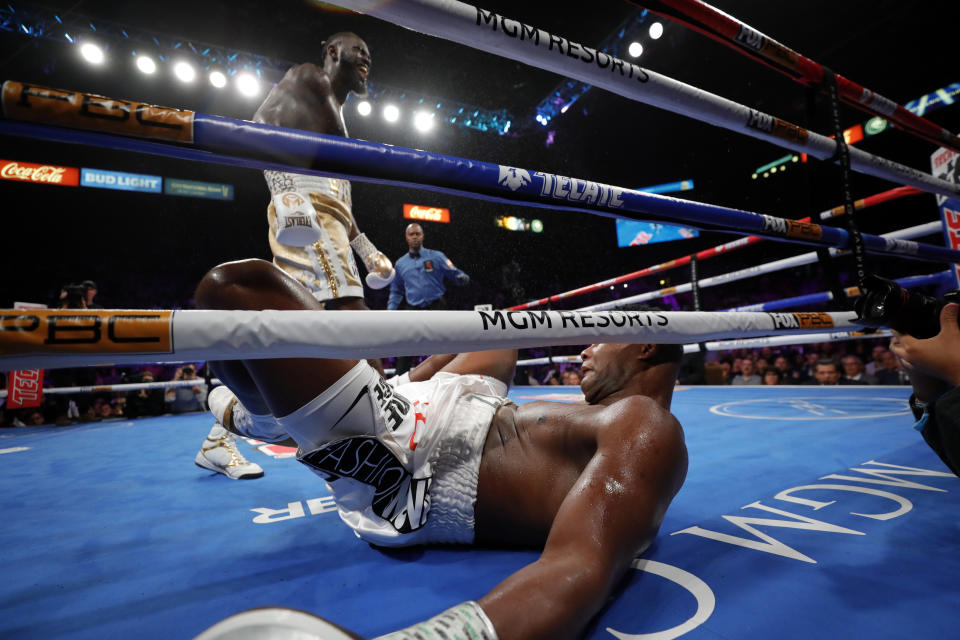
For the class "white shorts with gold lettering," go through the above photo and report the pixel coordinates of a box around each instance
[279,362,508,547]
[265,171,363,302]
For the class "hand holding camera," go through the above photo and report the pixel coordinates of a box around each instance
[890,303,960,387]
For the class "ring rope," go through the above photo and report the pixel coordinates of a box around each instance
[2,85,956,266]
[328,0,960,200]
[0,309,861,372]
[515,328,894,367]
[578,221,943,311]
[818,186,922,221]
[0,377,223,400]
[509,185,925,311]
[722,271,951,312]
[634,0,960,153]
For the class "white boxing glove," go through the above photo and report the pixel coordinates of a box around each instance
[350,232,395,289]
[272,192,323,247]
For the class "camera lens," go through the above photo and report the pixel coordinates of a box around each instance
[855,275,944,339]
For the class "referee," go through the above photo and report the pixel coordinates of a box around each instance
[388,223,470,374]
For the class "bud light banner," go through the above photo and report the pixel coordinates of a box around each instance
[81,168,162,193]
[616,220,699,247]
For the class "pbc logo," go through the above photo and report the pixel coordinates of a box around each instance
[498,166,531,191]
[0,310,172,355]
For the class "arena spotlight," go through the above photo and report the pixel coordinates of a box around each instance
[80,42,104,64]
[357,100,372,116]
[236,72,260,97]
[383,104,400,123]
[413,110,435,132]
[135,55,156,74]
[174,61,196,83]
[209,70,227,88]
[628,42,643,58]
[649,22,664,40]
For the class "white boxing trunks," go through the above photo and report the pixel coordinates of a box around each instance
[278,362,508,547]
[265,170,363,302]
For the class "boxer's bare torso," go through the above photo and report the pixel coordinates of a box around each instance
[476,395,684,548]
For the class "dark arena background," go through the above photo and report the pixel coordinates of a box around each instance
[2,1,959,639]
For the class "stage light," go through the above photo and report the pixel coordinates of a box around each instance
[135,55,156,74]
[236,72,260,97]
[80,42,104,64]
[649,22,664,39]
[383,104,400,123]
[209,70,227,88]
[357,100,372,116]
[531,219,544,233]
[414,110,435,132]
[628,42,643,57]
[174,61,196,83]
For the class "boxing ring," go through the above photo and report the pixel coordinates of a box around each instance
[3,0,960,637]
[2,384,958,639]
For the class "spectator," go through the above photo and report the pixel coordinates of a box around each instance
[799,351,821,382]
[165,364,207,413]
[731,359,762,385]
[388,223,470,375]
[718,358,733,384]
[865,344,887,376]
[762,369,782,385]
[774,353,802,384]
[542,368,562,385]
[81,280,102,309]
[126,371,166,418]
[755,357,769,376]
[677,351,706,385]
[807,359,849,385]
[875,350,910,385]
[841,355,876,385]
[561,369,582,386]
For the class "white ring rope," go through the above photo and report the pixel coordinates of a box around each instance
[578,220,942,312]
[0,377,223,400]
[0,309,860,372]
[515,329,892,368]
[332,0,960,200]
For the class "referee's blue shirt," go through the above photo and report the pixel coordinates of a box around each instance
[387,247,469,309]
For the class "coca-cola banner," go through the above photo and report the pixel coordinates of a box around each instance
[403,203,451,223]
[0,159,79,186]
[6,369,44,409]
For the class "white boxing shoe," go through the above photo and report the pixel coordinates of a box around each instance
[195,423,265,480]
[207,385,288,443]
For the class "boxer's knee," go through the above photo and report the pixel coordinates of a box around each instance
[196,259,318,311]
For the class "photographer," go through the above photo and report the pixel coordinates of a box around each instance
[125,371,166,418]
[58,280,100,309]
[890,303,960,476]
[165,364,207,414]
